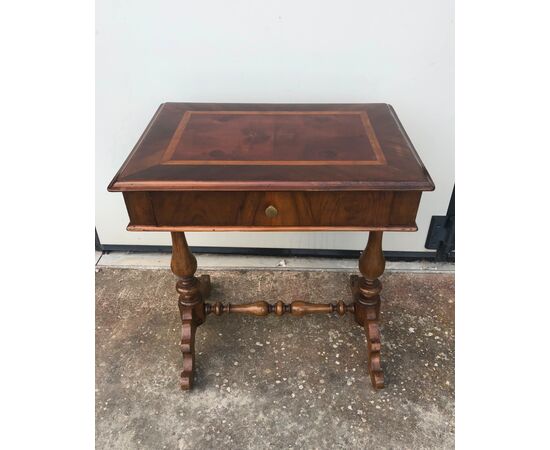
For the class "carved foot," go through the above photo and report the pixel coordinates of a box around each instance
[365,321,384,389]
[178,304,203,390]
[350,274,385,390]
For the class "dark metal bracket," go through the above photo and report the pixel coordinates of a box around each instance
[425,187,455,262]
[95,228,103,252]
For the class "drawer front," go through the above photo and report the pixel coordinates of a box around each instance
[124,191,421,231]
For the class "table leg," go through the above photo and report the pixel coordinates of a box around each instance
[351,231,385,389]
[170,232,210,390]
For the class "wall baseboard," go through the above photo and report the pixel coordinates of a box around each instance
[100,244,454,263]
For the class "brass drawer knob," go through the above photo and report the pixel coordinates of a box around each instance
[265,205,278,218]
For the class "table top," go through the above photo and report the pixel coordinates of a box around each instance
[108,103,434,192]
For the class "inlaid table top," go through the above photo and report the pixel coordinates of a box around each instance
[108,103,434,192]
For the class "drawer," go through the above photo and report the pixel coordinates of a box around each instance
[123,191,421,231]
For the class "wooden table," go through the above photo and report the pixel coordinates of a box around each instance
[108,103,434,390]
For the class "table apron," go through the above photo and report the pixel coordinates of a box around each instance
[123,191,421,231]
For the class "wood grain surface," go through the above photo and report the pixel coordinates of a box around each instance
[108,103,434,192]
[123,190,421,231]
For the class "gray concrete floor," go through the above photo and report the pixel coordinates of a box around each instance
[96,267,454,449]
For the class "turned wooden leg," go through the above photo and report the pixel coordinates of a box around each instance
[171,232,209,390]
[351,231,385,389]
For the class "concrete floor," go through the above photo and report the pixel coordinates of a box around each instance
[96,267,454,449]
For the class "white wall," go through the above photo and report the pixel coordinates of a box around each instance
[96,0,454,251]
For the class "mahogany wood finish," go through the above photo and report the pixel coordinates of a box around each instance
[108,103,433,193]
[109,103,434,392]
[170,232,210,390]
[351,231,386,389]
[123,190,421,231]
[205,300,354,317]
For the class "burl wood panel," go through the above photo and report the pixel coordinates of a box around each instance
[162,111,385,165]
[108,103,434,192]
[123,191,421,231]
